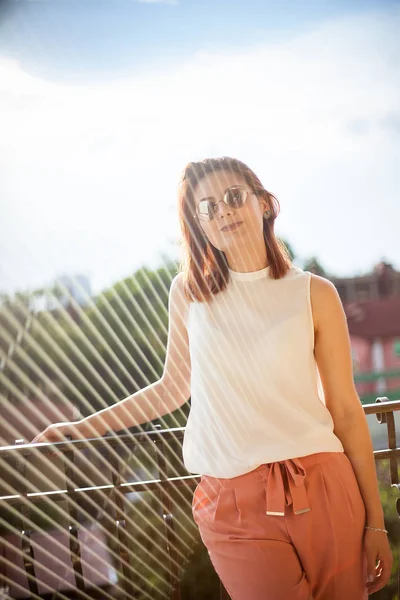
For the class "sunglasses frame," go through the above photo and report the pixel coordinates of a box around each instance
[193,185,255,222]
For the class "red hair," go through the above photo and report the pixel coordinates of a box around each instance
[177,157,291,302]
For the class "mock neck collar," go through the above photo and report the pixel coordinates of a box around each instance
[228,265,270,281]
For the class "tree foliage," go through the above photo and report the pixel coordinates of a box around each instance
[0,261,179,420]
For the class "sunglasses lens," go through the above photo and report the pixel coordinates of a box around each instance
[225,187,247,208]
[197,200,213,220]
[196,188,248,220]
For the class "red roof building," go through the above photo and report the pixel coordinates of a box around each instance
[324,261,400,402]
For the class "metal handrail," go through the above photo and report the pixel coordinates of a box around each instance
[0,398,399,599]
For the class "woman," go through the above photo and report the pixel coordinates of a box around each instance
[34,157,392,599]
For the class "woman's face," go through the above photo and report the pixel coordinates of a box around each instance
[193,169,268,254]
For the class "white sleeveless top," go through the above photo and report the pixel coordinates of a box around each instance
[182,265,344,478]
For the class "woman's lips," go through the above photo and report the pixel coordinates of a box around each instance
[221,221,243,232]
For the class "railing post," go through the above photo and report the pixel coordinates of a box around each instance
[15,450,39,598]
[109,449,138,599]
[154,433,181,600]
[64,445,86,599]
[375,397,399,487]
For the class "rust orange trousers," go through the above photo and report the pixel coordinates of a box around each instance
[192,451,368,600]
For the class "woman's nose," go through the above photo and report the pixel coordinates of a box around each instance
[214,200,234,218]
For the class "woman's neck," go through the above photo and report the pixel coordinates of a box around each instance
[227,259,268,274]
[225,249,268,274]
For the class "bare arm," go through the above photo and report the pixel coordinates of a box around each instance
[310,273,393,593]
[32,273,191,442]
[310,274,384,525]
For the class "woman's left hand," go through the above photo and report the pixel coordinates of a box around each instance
[364,529,393,595]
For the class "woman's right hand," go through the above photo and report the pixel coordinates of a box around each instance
[32,420,88,444]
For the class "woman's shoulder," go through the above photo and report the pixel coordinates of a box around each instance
[168,272,191,327]
[289,267,337,297]
[285,265,332,282]
[169,272,188,302]
[309,272,337,294]
[170,271,184,289]
[282,265,310,281]
[169,271,191,307]
[309,273,342,328]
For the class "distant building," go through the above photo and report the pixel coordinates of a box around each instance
[28,274,92,319]
[56,275,92,308]
[317,261,400,402]
[332,261,400,303]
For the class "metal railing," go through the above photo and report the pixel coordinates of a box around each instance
[1,398,399,600]
[364,397,400,515]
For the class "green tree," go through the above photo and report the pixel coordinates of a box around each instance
[0,261,181,421]
[303,256,327,276]
[279,238,296,261]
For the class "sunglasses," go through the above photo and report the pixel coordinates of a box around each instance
[194,186,254,221]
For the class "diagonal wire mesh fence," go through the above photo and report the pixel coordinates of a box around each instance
[0,262,231,599]
[1,262,399,600]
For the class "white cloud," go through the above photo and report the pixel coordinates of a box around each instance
[0,7,399,295]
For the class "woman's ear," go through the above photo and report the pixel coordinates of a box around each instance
[259,197,270,213]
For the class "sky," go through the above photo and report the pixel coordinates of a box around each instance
[0,0,399,297]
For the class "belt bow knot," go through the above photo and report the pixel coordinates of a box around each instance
[265,458,311,516]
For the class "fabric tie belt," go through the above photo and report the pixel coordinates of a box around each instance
[264,458,311,516]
